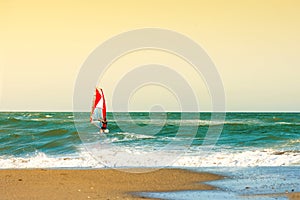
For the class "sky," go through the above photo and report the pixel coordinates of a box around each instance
[1,0,300,111]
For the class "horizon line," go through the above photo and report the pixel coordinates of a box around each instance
[0,110,299,113]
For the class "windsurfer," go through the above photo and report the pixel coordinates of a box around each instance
[91,87,109,134]
[100,117,108,133]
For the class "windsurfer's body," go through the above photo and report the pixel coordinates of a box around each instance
[100,118,108,133]
[94,104,108,133]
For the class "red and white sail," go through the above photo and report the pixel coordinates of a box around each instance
[90,88,106,126]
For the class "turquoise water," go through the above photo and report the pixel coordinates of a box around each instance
[0,112,299,167]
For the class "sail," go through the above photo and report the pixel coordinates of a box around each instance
[101,88,107,120]
[90,88,106,127]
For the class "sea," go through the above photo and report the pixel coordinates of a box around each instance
[0,112,299,199]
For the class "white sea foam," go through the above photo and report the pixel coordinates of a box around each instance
[116,132,155,140]
[174,149,300,167]
[0,151,104,169]
[0,148,299,169]
[275,121,300,125]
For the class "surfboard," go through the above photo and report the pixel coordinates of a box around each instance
[90,87,109,133]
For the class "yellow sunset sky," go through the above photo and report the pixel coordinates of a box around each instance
[1,0,299,111]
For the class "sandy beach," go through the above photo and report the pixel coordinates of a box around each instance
[0,168,222,199]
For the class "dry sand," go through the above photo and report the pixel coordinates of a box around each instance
[0,168,222,200]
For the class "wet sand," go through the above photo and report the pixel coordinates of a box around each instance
[246,192,300,200]
[288,193,300,200]
[0,168,222,199]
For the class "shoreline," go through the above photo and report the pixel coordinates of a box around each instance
[0,168,222,200]
[0,168,299,199]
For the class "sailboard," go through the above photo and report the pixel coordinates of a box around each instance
[90,87,109,133]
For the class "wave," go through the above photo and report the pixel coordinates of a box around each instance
[275,122,300,126]
[0,151,102,169]
[174,148,300,167]
[115,132,155,140]
[0,147,299,169]
[39,129,69,137]
[95,132,156,143]
[1,113,74,123]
